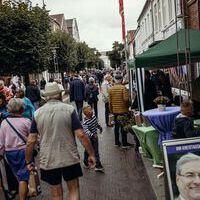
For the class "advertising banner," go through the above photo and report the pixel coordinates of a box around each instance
[163,137,200,200]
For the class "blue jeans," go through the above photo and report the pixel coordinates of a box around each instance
[88,101,98,118]
[105,102,109,126]
[114,114,128,146]
[84,135,101,167]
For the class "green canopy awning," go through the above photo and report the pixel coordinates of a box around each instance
[128,29,200,69]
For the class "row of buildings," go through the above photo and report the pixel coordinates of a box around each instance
[0,0,81,81]
[0,0,80,42]
[128,0,200,58]
[0,0,111,73]
[127,0,200,105]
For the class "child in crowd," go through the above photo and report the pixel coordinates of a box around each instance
[82,105,104,172]
[173,100,200,138]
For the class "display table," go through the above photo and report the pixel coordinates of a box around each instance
[143,107,180,145]
[132,125,162,166]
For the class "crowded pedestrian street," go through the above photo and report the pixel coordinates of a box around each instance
[38,96,156,200]
[0,95,157,200]
[1,0,200,200]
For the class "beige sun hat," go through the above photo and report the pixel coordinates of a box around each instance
[42,82,64,97]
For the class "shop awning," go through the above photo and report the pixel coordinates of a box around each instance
[128,29,200,69]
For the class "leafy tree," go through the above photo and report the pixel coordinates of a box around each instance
[97,58,104,69]
[108,41,125,69]
[76,42,90,71]
[0,1,51,78]
[76,42,102,71]
[49,31,77,73]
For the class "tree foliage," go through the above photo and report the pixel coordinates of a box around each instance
[76,42,102,71]
[108,41,125,69]
[0,1,51,75]
[0,1,102,76]
[49,31,77,73]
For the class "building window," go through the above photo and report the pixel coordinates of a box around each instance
[154,4,158,32]
[158,0,162,30]
[142,22,144,40]
[162,0,166,26]
[147,14,150,34]
[145,18,147,36]
[168,0,173,20]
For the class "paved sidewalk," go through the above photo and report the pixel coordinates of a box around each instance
[4,96,157,200]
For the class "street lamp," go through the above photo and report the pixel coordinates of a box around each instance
[42,0,46,8]
[51,47,59,77]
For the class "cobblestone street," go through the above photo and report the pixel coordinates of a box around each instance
[35,97,156,200]
[0,97,157,200]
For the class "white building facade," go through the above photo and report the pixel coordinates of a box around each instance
[100,51,111,69]
[66,18,80,42]
[135,0,183,55]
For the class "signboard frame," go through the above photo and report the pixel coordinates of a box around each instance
[163,137,200,200]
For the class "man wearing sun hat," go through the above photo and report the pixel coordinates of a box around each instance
[25,82,95,200]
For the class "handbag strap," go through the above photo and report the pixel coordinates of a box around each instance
[6,119,26,144]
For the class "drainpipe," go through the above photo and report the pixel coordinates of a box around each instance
[150,0,155,43]
[182,0,191,98]
[174,0,180,68]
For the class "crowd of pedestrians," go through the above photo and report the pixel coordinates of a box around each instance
[0,67,199,200]
[0,69,133,200]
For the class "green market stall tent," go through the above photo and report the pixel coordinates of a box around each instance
[128,29,200,111]
[128,29,200,69]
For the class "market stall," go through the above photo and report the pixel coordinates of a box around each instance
[128,29,200,112]
[129,29,200,172]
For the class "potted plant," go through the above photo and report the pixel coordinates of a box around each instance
[153,96,170,111]
[117,114,141,152]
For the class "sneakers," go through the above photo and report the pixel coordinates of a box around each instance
[95,164,104,172]
[83,162,104,172]
[121,143,134,149]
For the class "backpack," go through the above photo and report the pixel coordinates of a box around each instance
[88,88,95,101]
[88,87,97,103]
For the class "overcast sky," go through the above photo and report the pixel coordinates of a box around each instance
[31,0,146,51]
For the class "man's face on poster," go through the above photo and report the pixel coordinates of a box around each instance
[176,160,200,200]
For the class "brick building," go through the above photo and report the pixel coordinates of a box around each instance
[185,0,200,29]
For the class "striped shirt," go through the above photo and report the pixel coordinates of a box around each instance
[82,115,100,137]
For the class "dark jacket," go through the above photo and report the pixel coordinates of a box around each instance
[40,79,46,90]
[85,84,99,103]
[25,85,41,103]
[173,114,200,138]
[144,80,157,111]
[70,78,85,101]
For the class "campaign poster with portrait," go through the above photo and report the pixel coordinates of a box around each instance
[163,137,200,200]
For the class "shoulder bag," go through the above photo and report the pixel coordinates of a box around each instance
[5,119,41,197]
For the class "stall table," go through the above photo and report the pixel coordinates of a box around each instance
[143,107,180,145]
[132,125,162,166]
